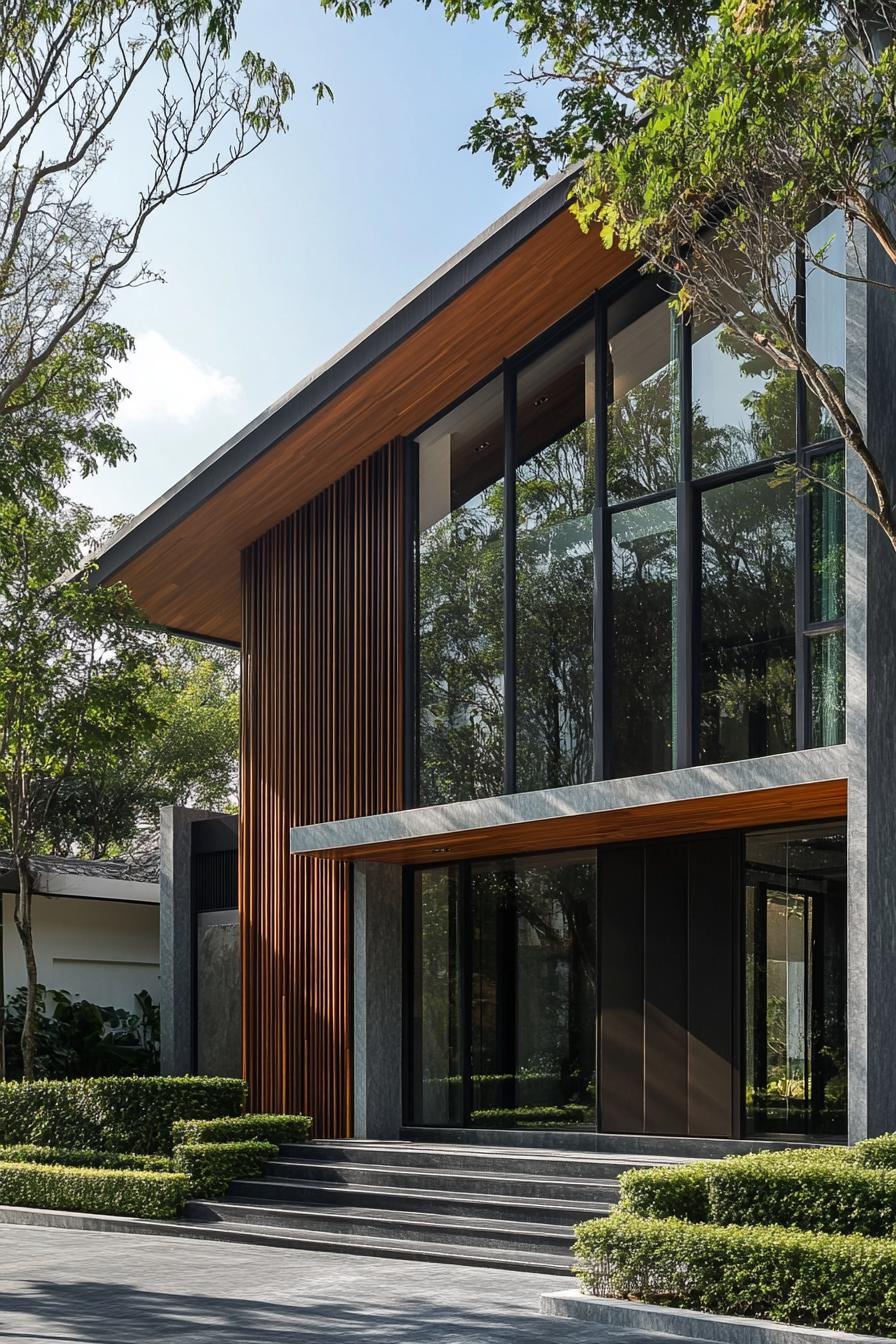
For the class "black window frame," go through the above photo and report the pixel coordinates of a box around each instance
[407,256,846,807]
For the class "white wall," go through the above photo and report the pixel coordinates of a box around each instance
[2,891,160,1011]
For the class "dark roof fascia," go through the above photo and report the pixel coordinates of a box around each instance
[88,168,580,588]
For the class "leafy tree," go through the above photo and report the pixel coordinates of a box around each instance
[0,0,295,502]
[0,498,161,1079]
[43,637,240,859]
[323,0,896,548]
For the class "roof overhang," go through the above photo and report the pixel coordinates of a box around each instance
[89,168,630,645]
[289,749,848,864]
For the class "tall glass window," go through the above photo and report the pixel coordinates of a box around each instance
[417,378,504,805]
[516,325,595,791]
[808,449,846,746]
[410,866,462,1127]
[607,294,679,503]
[700,474,796,763]
[609,498,677,776]
[744,824,847,1137]
[806,211,846,445]
[692,320,795,473]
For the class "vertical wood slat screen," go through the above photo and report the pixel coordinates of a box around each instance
[240,441,405,1135]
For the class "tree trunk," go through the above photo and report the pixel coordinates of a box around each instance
[13,859,38,1082]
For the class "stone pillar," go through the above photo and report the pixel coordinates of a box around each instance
[846,220,896,1140]
[353,862,403,1138]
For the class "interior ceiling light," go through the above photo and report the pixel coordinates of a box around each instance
[534,395,550,406]
[475,440,490,452]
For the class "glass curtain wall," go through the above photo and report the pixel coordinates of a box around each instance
[415,223,847,806]
[744,823,847,1136]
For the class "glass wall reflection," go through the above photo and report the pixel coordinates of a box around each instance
[417,378,504,806]
[744,824,847,1136]
[609,498,677,776]
[516,325,595,791]
[692,320,795,473]
[806,211,846,445]
[607,295,679,502]
[700,474,796,763]
[410,866,462,1127]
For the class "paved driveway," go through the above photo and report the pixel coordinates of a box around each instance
[0,1225,682,1343]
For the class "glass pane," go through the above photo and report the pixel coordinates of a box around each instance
[810,450,845,623]
[417,378,504,805]
[607,295,679,503]
[806,211,846,445]
[410,867,462,1126]
[692,320,796,474]
[700,473,796,763]
[811,630,845,747]
[470,852,597,1129]
[744,824,847,1136]
[609,498,677,776]
[516,325,595,791]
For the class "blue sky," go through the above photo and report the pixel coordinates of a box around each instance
[70,2,539,518]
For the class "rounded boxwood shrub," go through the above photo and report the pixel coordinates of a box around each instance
[171,1113,311,1147]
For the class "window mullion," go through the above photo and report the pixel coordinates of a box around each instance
[593,295,609,780]
[503,362,517,795]
[675,314,695,769]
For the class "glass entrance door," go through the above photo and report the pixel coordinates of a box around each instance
[744,824,847,1136]
[408,851,598,1130]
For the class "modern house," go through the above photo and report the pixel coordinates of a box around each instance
[89,169,893,1152]
[0,843,160,1012]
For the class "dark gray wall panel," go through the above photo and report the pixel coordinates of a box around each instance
[687,834,736,1137]
[599,845,645,1133]
[645,841,689,1134]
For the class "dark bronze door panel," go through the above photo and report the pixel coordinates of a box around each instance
[598,833,738,1138]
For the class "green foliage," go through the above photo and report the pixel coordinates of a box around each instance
[0,1076,247,1154]
[173,1140,279,1198]
[44,636,240,858]
[0,1160,188,1219]
[574,1212,896,1335]
[469,1104,590,1127]
[617,1148,896,1237]
[0,1145,170,1172]
[171,1113,312,1146]
[852,1134,896,1169]
[2,986,159,1081]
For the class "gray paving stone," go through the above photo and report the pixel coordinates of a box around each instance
[0,1224,697,1343]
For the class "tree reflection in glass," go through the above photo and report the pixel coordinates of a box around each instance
[607,299,679,502]
[516,326,595,791]
[417,378,504,806]
[700,474,796,763]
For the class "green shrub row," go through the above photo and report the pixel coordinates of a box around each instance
[0,1161,189,1220]
[0,1145,170,1172]
[574,1212,896,1336]
[469,1104,590,1127]
[173,1141,279,1198]
[171,1113,311,1146]
[0,1076,247,1153]
[616,1148,896,1236]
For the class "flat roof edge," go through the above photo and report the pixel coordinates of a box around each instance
[88,168,579,595]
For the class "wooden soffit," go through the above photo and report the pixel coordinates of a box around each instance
[93,176,628,644]
[289,769,848,866]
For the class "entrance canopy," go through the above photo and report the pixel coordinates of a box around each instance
[289,747,847,864]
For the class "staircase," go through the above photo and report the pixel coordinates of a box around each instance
[179,1139,680,1273]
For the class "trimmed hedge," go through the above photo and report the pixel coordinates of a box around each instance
[173,1140,279,1198]
[618,1148,881,1235]
[0,1161,189,1219]
[853,1134,896,1168]
[171,1113,311,1147]
[469,1104,590,1127]
[0,1145,170,1172]
[573,1212,896,1336]
[0,1077,247,1153]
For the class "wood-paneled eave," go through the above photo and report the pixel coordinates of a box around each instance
[289,773,848,866]
[97,205,629,644]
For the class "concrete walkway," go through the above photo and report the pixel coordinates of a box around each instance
[0,1225,692,1343]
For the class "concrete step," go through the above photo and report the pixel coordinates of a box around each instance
[279,1139,677,1182]
[263,1158,620,1204]
[170,1216,572,1274]
[186,1198,577,1255]
[230,1175,609,1225]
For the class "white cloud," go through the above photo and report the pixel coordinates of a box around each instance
[117,330,243,428]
